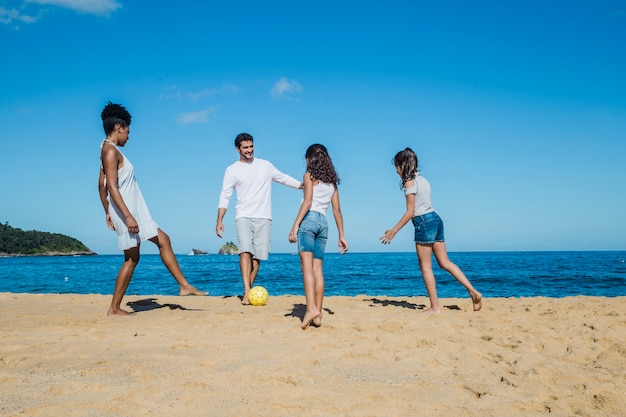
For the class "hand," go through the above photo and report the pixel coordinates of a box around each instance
[105,214,115,231]
[125,215,139,234]
[338,238,348,255]
[379,229,396,245]
[288,228,297,243]
[216,220,224,238]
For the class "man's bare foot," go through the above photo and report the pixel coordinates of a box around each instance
[179,285,208,296]
[301,310,321,330]
[472,292,483,312]
[422,307,441,315]
[107,308,134,316]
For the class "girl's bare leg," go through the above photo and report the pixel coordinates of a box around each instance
[432,241,482,311]
[416,244,441,314]
[300,251,321,329]
[312,258,325,327]
[108,246,140,316]
[150,229,207,296]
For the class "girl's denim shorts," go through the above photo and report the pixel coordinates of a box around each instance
[297,211,328,259]
[412,211,445,245]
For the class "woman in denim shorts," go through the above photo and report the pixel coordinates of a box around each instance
[289,144,348,329]
[380,148,482,314]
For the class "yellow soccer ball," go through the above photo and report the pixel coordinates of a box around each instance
[248,286,269,306]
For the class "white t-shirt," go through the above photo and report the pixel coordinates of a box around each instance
[404,174,434,217]
[218,158,301,219]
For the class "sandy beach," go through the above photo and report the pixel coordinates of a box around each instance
[1,293,624,417]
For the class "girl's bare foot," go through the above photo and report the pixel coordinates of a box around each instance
[301,310,321,330]
[179,285,208,296]
[241,292,250,305]
[311,316,322,327]
[472,292,483,311]
[422,307,441,314]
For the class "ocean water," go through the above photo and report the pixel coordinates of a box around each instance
[1,251,625,298]
[0,251,626,298]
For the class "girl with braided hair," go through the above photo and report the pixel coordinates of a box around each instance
[289,144,348,329]
[98,102,206,316]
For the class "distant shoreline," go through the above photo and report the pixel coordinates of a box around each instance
[0,251,96,258]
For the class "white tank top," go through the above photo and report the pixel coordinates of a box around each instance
[310,182,335,215]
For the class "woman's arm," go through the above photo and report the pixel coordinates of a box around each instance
[101,144,139,234]
[98,168,115,230]
[380,181,416,244]
[331,188,348,254]
[288,173,313,243]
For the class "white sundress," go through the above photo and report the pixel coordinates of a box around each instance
[102,140,159,250]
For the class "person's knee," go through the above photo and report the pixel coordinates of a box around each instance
[312,258,323,271]
[124,249,140,265]
[159,230,171,245]
[436,259,454,271]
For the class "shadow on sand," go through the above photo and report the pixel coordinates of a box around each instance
[126,298,208,313]
[284,303,335,321]
[366,297,463,311]
[365,298,426,310]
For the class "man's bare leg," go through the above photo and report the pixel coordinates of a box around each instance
[239,252,254,304]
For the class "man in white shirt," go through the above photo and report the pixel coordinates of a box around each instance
[216,133,302,304]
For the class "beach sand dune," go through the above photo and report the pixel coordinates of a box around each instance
[1,293,624,417]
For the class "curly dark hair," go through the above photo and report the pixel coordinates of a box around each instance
[393,147,418,188]
[234,132,253,148]
[305,144,340,186]
[101,101,132,135]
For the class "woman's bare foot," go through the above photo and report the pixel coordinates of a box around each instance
[301,310,321,330]
[472,292,483,312]
[422,307,441,315]
[107,307,134,316]
[179,285,208,296]
[311,316,322,328]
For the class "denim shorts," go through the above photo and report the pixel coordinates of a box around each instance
[412,211,445,245]
[235,217,272,260]
[297,211,328,259]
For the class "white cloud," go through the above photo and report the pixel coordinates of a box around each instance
[1,0,121,25]
[177,107,218,124]
[159,85,184,102]
[160,84,240,102]
[0,6,39,24]
[186,84,240,101]
[25,0,121,16]
[270,77,303,99]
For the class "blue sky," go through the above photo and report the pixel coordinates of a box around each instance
[1,0,625,255]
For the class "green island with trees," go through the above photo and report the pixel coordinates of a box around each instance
[218,241,239,255]
[0,222,95,257]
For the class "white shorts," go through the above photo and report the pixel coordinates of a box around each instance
[235,218,272,260]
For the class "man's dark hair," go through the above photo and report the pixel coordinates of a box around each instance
[235,132,253,148]
[101,101,132,135]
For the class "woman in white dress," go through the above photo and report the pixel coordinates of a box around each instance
[98,102,206,316]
